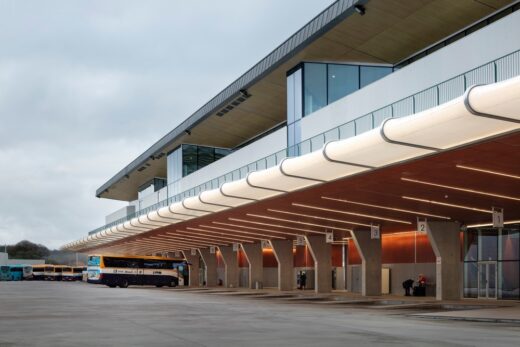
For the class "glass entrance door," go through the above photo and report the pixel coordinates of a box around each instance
[478,262,497,299]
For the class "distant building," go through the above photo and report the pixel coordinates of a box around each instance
[0,252,45,266]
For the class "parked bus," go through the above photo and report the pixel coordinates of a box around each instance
[73,266,85,281]
[44,265,64,281]
[87,255,187,288]
[32,265,46,280]
[0,266,11,281]
[9,265,32,281]
[62,267,74,281]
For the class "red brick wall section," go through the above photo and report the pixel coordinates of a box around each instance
[347,232,437,265]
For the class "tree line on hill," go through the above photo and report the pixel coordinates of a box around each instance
[4,240,87,265]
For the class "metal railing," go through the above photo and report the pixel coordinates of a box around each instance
[88,48,520,236]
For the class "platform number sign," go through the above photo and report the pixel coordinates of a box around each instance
[492,207,504,228]
[370,224,380,239]
[261,240,270,249]
[210,246,216,254]
[174,251,181,258]
[296,235,305,246]
[417,221,427,233]
[326,232,334,243]
[191,249,197,256]
[233,243,239,252]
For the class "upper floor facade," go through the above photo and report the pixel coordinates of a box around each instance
[96,0,520,232]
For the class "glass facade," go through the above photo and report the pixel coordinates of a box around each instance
[286,62,392,149]
[301,62,392,117]
[463,224,520,300]
[166,144,232,185]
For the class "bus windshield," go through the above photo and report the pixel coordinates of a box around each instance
[88,256,100,266]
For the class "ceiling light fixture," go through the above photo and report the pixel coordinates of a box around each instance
[402,196,492,213]
[456,165,520,180]
[267,209,372,227]
[354,4,366,15]
[246,213,353,231]
[292,203,412,224]
[466,220,520,228]
[321,196,451,219]
[199,224,285,239]
[401,177,520,201]
[229,218,327,234]
[212,221,300,237]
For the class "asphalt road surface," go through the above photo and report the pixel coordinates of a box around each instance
[0,282,519,346]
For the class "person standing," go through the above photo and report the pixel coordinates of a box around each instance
[300,271,307,290]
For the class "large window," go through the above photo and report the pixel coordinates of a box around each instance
[463,225,520,300]
[103,257,140,268]
[291,62,392,118]
[166,144,232,185]
[328,64,359,104]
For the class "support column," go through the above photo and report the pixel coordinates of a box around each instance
[219,245,239,288]
[426,221,461,301]
[270,240,294,291]
[351,229,382,296]
[305,235,332,293]
[181,251,200,287]
[198,248,217,287]
[241,243,263,289]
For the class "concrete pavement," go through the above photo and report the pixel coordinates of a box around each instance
[0,281,519,347]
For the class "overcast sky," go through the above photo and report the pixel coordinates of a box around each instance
[0,0,334,249]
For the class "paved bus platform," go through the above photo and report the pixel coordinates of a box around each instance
[168,286,520,323]
[1,281,520,346]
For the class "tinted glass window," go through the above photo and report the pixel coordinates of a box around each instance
[10,268,23,273]
[197,146,214,169]
[55,268,63,273]
[303,63,327,116]
[143,260,178,269]
[479,229,498,261]
[360,66,392,88]
[104,257,140,268]
[464,229,478,261]
[182,145,198,176]
[328,64,359,104]
[499,229,519,261]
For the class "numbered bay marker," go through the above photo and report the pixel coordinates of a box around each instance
[191,249,197,256]
[326,232,334,243]
[261,240,270,249]
[370,224,380,239]
[210,246,216,254]
[233,243,239,252]
[492,207,504,228]
[296,235,305,246]
[417,220,429,233]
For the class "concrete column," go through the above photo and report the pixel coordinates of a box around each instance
[426,221,461,301]
[241,243,263,289]
[218,245,239,288]
[182,251,200,287]
[198,248,217,287]
[305,235,332,293]
[351,229,382,296]
[270,240,294,291]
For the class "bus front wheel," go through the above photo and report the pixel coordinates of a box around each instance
[168,280,177,288]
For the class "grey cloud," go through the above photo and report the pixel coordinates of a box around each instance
[0,0,334,249]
